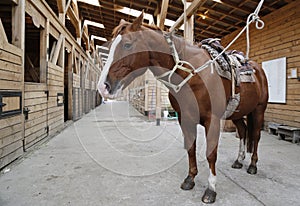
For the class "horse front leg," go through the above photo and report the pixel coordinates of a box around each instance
[181,139,197,190]
[202,115,220,204]
[178,112,198,190]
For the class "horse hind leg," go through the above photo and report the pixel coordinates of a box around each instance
[247,107,265,175]
[232,119,246,169]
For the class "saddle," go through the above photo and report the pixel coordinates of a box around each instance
[200,38,255,119]
[200,38,255,86]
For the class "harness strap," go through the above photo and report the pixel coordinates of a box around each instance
[155,34,197,92]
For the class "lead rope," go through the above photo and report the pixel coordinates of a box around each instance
[156,0,265,93]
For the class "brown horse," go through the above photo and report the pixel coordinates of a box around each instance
[98,13,268,203]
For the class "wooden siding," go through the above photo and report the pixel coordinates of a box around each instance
[47,62,64,136]
[222,1,300,128]
[73,88,82,120]
[123,70,172,115]
[0,20,23,168]
[24,83,48,149]
[0,0,101,169]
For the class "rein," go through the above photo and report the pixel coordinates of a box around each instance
[155,0,265,93]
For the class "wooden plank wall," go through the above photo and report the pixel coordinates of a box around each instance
[125,70,172,115]
[0,20,24,168]
[73,73,81,120]
[47,62,64,136]
[1,0,101,169]
[24,83,48,149]
[222,1,300,128]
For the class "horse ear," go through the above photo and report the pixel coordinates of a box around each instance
[131,11,144,31]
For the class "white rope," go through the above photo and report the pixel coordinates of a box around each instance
[246,0,265,59]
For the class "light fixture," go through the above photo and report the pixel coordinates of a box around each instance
[84,20,105,29]
[212,0,223,3]
[117,7,154,24]
[91,35,107,42]
[77,0,100,7]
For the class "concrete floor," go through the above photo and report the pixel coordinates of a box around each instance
[1,101,300,206]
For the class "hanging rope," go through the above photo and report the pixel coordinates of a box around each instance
[245,0,265,59]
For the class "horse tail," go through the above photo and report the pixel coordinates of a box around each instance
[246,113,254,153]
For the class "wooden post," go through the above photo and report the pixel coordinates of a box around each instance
[155,0,170,126]
[12,0,25,148]
[57,0,66,24]
[51,34,64,65]
[156,81,162,125]
[184,1,194,43]
[68,49,73,120]
[12,0,25,49]
[158,0,169,29]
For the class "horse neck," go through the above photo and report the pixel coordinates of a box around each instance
[148,32,208,78]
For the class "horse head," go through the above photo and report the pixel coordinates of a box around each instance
[98,12,163,98]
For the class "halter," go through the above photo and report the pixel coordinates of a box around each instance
[155,0,265,93]
[154,33,198,93]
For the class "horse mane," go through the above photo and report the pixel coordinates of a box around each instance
[112,21,162,37]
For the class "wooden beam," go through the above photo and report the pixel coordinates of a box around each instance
[66,6,80,37]
[158,0,169,29]
[170,0,205,31]
[12,0,18,5]
[57,0,65,13]
[65,0,72,13]
[12,0,25,49]
[0,19,8,44]
[51,34,64,65]
[82,25,89,51]
[40,19,49,83]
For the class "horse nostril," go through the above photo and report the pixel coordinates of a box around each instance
[104,82,111,92]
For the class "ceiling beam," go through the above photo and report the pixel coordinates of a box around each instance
[170,0,206,31]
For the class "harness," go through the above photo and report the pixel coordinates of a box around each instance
[155,0,265,93]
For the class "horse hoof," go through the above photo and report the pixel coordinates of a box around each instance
[232,160,243,169]
[180,175,195,190]
[202,188,217,204]
[247,165,257,175]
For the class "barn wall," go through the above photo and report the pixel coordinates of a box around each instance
[122,70,172,117]
[0,0,101,169]
[0,19,24,168]
[222,1,300,128]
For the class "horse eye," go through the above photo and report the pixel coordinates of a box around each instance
[123,43,132,50]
